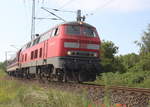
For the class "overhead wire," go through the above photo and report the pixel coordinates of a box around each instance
[43,7,76,13]
[58,0,77,9]
[35,0,48,30]
[56,0,116,20]
[41,7,66,22]
[85,0,116,17]
[96,0,116,13]
[36,0,65,27]
[99,0,116,9]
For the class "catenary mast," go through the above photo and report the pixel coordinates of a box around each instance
[31,0,36,40]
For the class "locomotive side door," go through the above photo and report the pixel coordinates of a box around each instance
[43,40,48,60]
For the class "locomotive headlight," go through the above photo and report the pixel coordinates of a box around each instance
[67,51,72,55]
[93,53,98,57]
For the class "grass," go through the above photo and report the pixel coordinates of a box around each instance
[0,69,6,78]
[1,69,149,107]
[95,71,150,88]
[0,69,95,107]
[0,69,124,107]
[0,80,92,107]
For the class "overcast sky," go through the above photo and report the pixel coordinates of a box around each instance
[0,0,150,61]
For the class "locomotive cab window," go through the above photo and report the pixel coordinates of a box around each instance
[83,27,97,37]
[51,28,59,37]
[66,25,81,35]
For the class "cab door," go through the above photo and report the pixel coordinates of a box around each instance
[47,27,60,57]
[43,40,48,59]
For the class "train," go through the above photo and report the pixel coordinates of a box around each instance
[6,21,101,82]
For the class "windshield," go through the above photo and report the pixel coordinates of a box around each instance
[66,25,81,35]
[66,25,97,37]
[83,27,97,37]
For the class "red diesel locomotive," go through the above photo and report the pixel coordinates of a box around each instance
[6,21,101,82]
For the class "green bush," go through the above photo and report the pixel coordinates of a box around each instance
[96,71,150,88]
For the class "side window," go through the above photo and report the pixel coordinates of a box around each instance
[22,55,24,62]
[32,37,40,46]
[27,42,31,48]
[39,48,42,58]
[25,54,27,61]
[32,40,36,46]
[36,37,40,44]
[39,32,51,42]
[51,28,59,37]
[31,51,34,60]
[34,50,38,59]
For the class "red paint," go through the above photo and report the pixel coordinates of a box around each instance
[19,24,101,65]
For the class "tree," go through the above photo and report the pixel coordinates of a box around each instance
[100,40,125,73]
[131,24,150,72]
[119,53,140,70]
[135,24,150,54]
[0,61,6,70]
[129,53,150,72]
[101,40,118,59]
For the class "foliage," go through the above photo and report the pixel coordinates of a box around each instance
[97,24,150,88]
[0,62,5,71]
[135,24,150,54]
[0,70,93,107]
[0,79,26,107]
[0,24,150,107]
[95,71,150,88]
[0,69,6,78]
[0,70,124,107]
[119,53,140,70]
[100,40,126,73]
[129,52,150,72]
[101,40,118,59]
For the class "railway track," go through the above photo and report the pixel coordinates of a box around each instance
[46,82,150,107]
[10,76,150,107]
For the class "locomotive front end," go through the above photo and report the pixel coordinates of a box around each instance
[59,22,101,82]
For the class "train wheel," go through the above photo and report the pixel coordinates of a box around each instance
[78,72,82,83]
[39,69,47,83]
[71,70,80,83]
[57,71,63,82]
[78,71,85,83]
[25,68,30,79]
[63,68,68,82]
[47,66,53,82]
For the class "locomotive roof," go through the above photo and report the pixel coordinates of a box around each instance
[20,21,96,51]
[39,21,95,39]
[60,21,95,28]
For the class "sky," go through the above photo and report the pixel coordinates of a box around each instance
[0,0,150,61]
